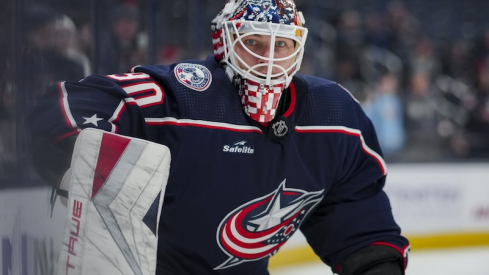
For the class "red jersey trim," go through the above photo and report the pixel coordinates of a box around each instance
[145,118,263,134]
[295,125,387,176]
[283,82,297,118]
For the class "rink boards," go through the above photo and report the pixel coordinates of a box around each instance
[269,162,489,268]
[1,162,489,273]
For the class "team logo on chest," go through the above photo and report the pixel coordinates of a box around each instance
[174,63,212,91]
[214,179,324,270]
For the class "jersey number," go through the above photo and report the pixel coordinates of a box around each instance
[108,73,165,108]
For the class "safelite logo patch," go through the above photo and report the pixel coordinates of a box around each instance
[174,63,212,92]
[223,141,254,154]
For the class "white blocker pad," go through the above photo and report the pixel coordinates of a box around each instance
[57,128,170,275]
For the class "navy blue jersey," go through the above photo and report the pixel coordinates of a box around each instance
[29,56,409,274]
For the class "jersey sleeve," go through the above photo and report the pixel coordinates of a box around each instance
[28,72,169,187]
[28,72,163,143]
[299,89,409,271]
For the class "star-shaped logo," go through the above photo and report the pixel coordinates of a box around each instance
[83,114,104,126]
[248,193,302,231]
[214,179,325,270]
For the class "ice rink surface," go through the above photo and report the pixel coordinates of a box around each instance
[271,246,489,275]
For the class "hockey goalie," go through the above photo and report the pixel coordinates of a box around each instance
[56,128,170,275]
[28,0,410,274]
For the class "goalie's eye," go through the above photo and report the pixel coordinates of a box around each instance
[244,39,258,47]
[245,39,257,46]
[276,41,287,47]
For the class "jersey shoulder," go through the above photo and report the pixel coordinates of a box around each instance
[133,56,219,83]
[293,74,366,129]
[133,56,248,124]
[295,74,360,105]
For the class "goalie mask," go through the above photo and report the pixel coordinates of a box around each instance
[211,0,308,123]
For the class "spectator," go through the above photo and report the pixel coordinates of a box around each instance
[363,72,405,159]
[0,79,15,175]
[53,14,92,77]
[402,72,444,160]
[440,39,475,85]
[22,4,86,99]
[386,1,420,84]
[463,56,489,158]
[334,10,366,98]
[364,10,391,50]
[97,4,148,74]
[409,35,441,81]
[0,0,15,175]
[474,27,489,69]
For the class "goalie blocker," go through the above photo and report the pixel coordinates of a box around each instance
[57,128,171,275]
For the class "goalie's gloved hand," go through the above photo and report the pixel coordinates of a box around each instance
[32,135,77,188]
[336,245,404,275]
[33,135,77,214]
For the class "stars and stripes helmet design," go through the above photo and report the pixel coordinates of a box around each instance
[211,0,308,122]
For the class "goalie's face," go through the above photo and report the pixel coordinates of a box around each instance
[210,0,308,123]
[222,20,307,88]
[234,34,297,78]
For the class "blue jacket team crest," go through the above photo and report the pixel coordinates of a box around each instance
[174,63,212,91]
[214,180,324,270]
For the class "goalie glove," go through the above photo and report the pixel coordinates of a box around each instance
[56,128,171,275]
[335,244,405,275]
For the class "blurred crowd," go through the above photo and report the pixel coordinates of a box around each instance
[1,0,489,179]
[0,0,150,178]
[294,1,489,162]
